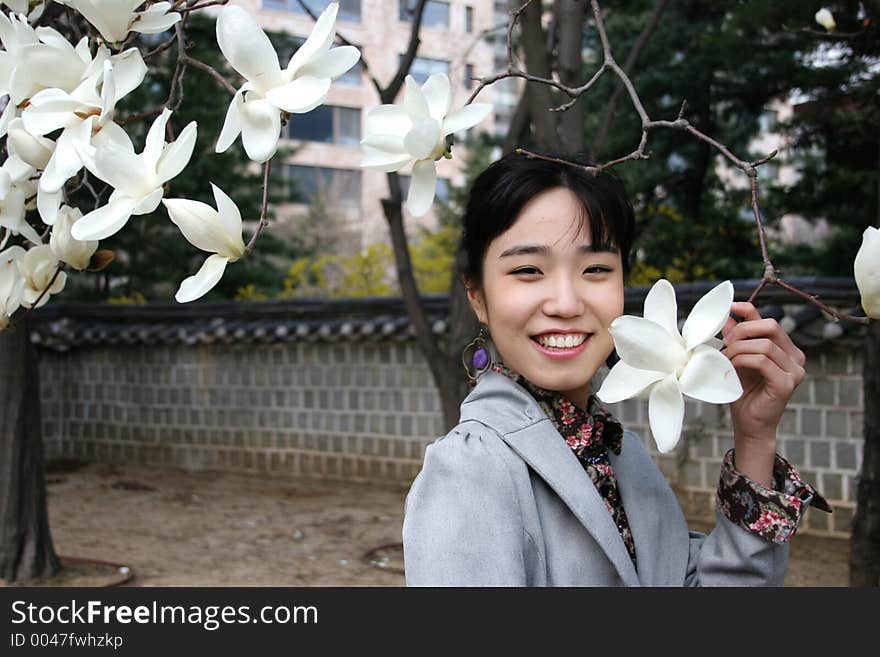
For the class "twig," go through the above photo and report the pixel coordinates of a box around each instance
[244,161,272,255]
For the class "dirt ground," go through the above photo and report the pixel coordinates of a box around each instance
[4,460,851,587]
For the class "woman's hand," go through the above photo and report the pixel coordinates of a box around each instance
[720,302,806,486]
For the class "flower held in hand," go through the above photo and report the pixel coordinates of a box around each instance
[597,279,743,453]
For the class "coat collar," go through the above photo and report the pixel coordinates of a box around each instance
[460,371,640,586]
[459,371,690,587]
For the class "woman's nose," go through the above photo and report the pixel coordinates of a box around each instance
[542,276,584,318]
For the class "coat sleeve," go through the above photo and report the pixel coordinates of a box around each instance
[402,427,528,586]
[683,511,790,587]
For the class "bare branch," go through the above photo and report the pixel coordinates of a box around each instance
[244,160,273,255]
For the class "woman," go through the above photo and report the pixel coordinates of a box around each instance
[402,152,829,586]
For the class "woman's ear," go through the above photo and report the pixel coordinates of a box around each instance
[465,280,488,325]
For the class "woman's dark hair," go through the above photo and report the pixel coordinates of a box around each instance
[461,152,637,285]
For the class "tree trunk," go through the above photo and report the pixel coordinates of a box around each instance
[851,320,880,586]
[554,0,585,153]
[382,173,468,431]
[518,0,561,151]
[0,319,60,582]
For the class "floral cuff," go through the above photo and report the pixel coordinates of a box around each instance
[716,449,832,544]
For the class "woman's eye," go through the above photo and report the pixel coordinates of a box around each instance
[511,266,541,276]
[584,265,611,275]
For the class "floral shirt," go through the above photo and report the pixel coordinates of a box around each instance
[491,363,831,565]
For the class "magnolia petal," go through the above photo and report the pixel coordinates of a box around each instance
[648,374,685,454]
[403,118,441,160]
[163,197,227,253]
[132,3,182,34]
[264,76,330,113]
[441,103,491,137]
[210,183,246,257]
[7,118,54,170]
[642,278,681,341]
[132,187,164,215]
[420,74,452,123]
[285,1,338,76]
[40,126,85,193]
[98,61,116,125]
[20,88,83,136]
[596,361,666,404]
[71,197,138,241]
[406,159,437,217]
[364,105,411,138]
[360,146,412,172]
[360,134,407,154]
[679,344,743,404]
[239,97,281,163]
[0,97,16,138]
[216,89,243,154]
[108,47,148,101]
[609,314,687,373]
[297,45,360,81]
[681,280,734,350]
[143,107,172,171]
[37,185,62,226]
[404,75,430,120]
[93,117,134,152]
[176,253,230,303]
[91,142,151,198]
[157,120,197,184]
[216,5,281,93]
[16,42,83,93]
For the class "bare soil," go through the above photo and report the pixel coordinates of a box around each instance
[2,460,850,587]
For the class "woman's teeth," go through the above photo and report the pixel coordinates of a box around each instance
[535,333,587,349]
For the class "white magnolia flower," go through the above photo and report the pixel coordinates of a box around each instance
[1,1,28,14]
[57,1,181,44]
[215,2,360,163]
[17,243,66,308]
[162,184,247,303]
[0,11,94,105]
[815,8,836,32]
[597,279,743,453]
[22,46,147,224]
[49,205,98,271]
[360,74,491,217]
[854,225,880,319]
[0,161,41,245]
[0,244,25,329]
[72,107,197,241]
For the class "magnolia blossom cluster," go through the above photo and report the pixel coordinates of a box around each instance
[0,1,182,319]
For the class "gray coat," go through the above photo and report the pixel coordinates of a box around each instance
[402,371,789,586]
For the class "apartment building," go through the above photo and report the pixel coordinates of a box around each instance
[228,0,500,250]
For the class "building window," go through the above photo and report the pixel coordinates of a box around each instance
[465,5,474,33]
[287,105,361,145]
[399,0,450,28]
[400,175,450,204]
[286,165,362,206]
[464,63,474,88]
[264,0,361,23]
[402,55,449,84]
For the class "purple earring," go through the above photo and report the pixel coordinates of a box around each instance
[462,324,492,382]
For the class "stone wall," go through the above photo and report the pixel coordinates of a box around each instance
[33,282,868,538]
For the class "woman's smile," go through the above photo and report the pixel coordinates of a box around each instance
[531,330,593,359]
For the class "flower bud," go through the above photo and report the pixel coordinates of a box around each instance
[50,205,99,271]
[854,226,880,319]
[815,8,836,32]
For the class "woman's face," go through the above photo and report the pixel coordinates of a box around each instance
[468,187,625,408]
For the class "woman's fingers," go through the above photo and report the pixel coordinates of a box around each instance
[728,352,800,399]
[724,337,806,385]
[724,302,806,367]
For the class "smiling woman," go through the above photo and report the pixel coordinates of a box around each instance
[402,151,830,586]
